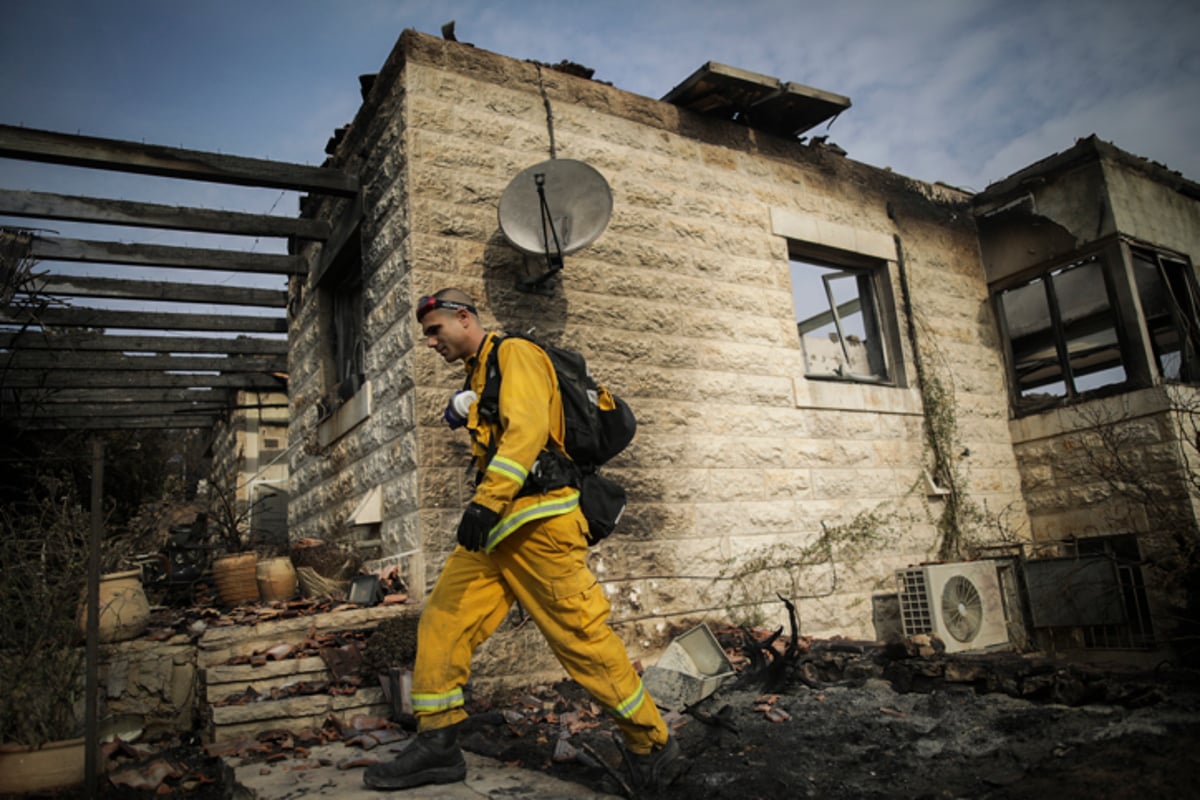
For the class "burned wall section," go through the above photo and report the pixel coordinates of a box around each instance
[288,29,1030,677]
[983,140,1200,658]
[1104,150,1200,258]
[288,37,424,584]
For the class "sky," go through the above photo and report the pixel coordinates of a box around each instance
[1,0,1198,274]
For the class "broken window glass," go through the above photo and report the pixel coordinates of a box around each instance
[331,267,365,399]
[999,255,1125,406]
[318,226,366,410]
[792,257,888,382]
[1131,247,1200,383]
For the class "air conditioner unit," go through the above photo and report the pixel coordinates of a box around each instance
[896,561,1009,653]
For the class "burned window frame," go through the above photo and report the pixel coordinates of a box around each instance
[1071,534,1156,650]
[308,212,372,450]
[317,225,365,412]
[994,239,1200,416]
[789,244,896,385]
[1130,245,1200,384]
[996,253,1128,410]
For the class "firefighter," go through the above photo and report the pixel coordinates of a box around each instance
[363,288,684,793]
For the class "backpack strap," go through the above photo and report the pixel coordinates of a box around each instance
[470,335,505,478]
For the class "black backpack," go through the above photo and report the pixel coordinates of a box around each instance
[476,334,636,543]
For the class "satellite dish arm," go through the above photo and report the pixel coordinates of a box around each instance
[521,173,564,292]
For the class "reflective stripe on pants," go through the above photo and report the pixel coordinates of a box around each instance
[410,508,669,753]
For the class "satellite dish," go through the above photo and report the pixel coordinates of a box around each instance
[498,159,613,291]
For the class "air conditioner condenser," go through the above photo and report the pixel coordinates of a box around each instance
[896,561,1010,653]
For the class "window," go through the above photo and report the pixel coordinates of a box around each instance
[792,253,890,382]
[1131,247,1200,383]
[318,229,365,411]
[998,255,1127,407]
[997,245,1200,413]
[330,260,365,401]
[314,219,371,446]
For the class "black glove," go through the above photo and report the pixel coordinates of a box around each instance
[457,502,500,552]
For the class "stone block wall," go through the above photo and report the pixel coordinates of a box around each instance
[1010,386,1199,625]
[288,29,1030,651]
[98,637,197,736]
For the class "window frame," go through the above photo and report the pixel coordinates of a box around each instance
[996,253,1128,407]
[994,238,1200,416]
[789,242,898,386]
[1130,245,1200,384]
[313,217,370,446]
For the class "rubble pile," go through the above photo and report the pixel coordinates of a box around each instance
[86,610,1200,798]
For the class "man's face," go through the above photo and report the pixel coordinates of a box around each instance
[422,309,472,362]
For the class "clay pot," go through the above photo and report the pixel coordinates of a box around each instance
[212,552,260,607]
[78,569,152,643]
[256,556,298,602]
[0,737,86,794]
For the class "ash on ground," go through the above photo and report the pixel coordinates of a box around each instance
[459,633,1200,800]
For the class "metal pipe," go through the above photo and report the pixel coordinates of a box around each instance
[84,435,103,798]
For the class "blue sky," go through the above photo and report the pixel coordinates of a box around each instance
[4,0,1199,188]
[1,0,1198,264]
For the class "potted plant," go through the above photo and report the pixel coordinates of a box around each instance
[203,477,262,607]
[0,474,91,793]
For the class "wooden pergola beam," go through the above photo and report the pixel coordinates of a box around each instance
[16,402,225,419]
[27,236,305,275]
[0,331,288,354]
[27,399,286,413]
[17,387,240,404]
[3,350,286,373]
[1,370,284,390]
[25,274,286,308]
[0,188,329,240]
[2,307,287,333]
[15,414,220,431]
[0,124,358,197]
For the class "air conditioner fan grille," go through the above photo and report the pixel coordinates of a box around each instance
[941,574,984,642]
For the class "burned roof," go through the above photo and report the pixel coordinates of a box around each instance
[662,61,851,140]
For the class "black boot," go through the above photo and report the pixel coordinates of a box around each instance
[623,736,686,794]
[362,724,467,790]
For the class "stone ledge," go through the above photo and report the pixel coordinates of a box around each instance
[206,655,331,694]
[199,605,419,742]
[197,605,411,667]
[209,688,389,743]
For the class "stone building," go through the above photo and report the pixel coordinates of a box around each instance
[208,389,290,551]
[286,29,1200,668]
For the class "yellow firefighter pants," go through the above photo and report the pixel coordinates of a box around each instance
[410,508,669,754]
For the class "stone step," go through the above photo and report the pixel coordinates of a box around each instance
[198,604,417,743]
[209,686,390,742]
[206,655,331,697]
[197,605,403,667]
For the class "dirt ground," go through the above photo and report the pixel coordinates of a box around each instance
[51,631,1200,800]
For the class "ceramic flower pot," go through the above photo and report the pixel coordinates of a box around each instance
[0,737,86,794]
[77,569,152,643]
[212,552,260,607]
[256,556,298,602]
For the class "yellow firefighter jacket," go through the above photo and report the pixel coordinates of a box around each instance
[462,332,580,551]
